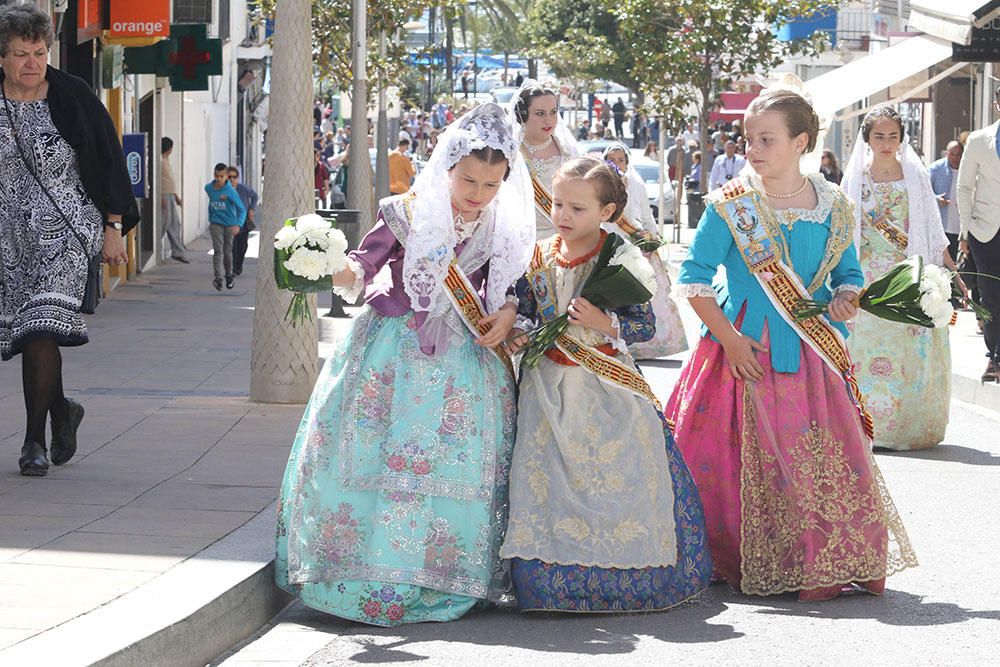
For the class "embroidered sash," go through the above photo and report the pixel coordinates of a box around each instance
[525,243,665,413]
[522,147,554,221]
[868,212,909,256]
[382,194,515,378]
[711,179,875,439]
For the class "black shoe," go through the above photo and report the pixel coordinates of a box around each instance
[226,276,234,289]
[50,398,84,466]
[173,256,191,264]
[19,440,48,477]
[982,360,997,383]
[233,268,242,276]
[213,278,223,291]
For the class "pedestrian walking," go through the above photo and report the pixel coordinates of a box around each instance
[930,140,964,263]
[958,85,1000,381]
[160,137,189,262]
[709,139,746,190]
[612,96,626,139]
[514,70,524,88]
[204,162,246,291]
[843,105,961,451]
[667,85,917,600]
[0,3,138,475]
[820,148,842,184]
[275,103,534,627]
[227,166,258,277]
[387,138,415,195]
[314,150,329,208]
[499,156,711,612]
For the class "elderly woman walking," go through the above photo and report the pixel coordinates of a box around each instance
[0,4,138,476]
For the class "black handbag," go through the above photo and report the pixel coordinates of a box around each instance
[2,87,103,314]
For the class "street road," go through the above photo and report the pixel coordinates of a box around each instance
[214,358,1000,666]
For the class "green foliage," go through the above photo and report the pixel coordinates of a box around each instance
[526,0,637,92]
[252,0,450,94]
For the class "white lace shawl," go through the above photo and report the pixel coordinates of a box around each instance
[842,131,949,265]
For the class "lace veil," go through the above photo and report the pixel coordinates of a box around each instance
[507,78,580,160]
[842,128,948,264]
[402,102,535,322]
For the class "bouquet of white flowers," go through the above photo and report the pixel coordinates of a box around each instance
[793,256,960,328]
[273,214,349,326]
[518,233,657,367]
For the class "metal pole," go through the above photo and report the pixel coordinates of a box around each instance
[347,0,374,235]
[375,30,390,201]
[656,115,666,240]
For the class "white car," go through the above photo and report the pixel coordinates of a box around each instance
[629,158,675,224]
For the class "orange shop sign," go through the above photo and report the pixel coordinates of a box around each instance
[109,0,170,39]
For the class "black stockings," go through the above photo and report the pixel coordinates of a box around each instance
[21,338,67,445]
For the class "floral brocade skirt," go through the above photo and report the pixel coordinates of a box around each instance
[275,308,516,626]
[665,329,918,598]
[628,252,689,360]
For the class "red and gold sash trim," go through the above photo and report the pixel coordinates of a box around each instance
[443,261,515,379]
[713,179,875,439]
[870,213,909,256]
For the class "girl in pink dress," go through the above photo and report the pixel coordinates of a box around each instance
[666,86,917,601]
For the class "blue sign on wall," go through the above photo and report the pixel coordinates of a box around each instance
[122,133,147,198]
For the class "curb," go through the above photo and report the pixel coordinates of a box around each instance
[0,502,291,667]
[951,370,1000,413]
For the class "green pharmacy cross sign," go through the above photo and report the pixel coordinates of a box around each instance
[123,24,222,91]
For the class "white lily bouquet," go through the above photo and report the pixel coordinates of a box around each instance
[794,256,961,328]
[273,214,349,326]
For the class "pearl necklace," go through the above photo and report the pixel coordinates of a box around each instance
[765,177,809,200]
[524,136,553,154]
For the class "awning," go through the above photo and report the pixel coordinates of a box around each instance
[909,0,1000,45]
[804,34,954,119]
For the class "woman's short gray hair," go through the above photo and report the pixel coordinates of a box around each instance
[0,4,55,58]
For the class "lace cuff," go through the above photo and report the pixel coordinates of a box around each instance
[515,314,536,333]
[333,257,365,303]
[673,282,716,299]
[832,284,863,298]
[603,312,630,355]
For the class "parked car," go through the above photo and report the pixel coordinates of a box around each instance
[490,87,519,106]
[630,158,675,224]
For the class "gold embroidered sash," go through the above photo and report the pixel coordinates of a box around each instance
[443,261,515,379]
[869,212,909,256]
[384,193,515,379]
[711,179,874,439]
[521,147,554,222]
[525,242,666,414]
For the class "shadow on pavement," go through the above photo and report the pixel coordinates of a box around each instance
[875,443,1000,466]
[749,588,1000,626]
[282,590,742,665]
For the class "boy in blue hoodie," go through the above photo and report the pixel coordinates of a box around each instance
[205,162,247,290]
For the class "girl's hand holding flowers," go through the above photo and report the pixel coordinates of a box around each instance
[567,297,615,337]
[476,303,517,348]
[827,292,859,322]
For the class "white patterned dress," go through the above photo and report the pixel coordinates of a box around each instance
[0,99,103,360]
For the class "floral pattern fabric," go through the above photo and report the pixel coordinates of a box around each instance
[666,323,918,598]
[628,251,689,359]
[848,177,950,450]
[501,249,711,610]
[509,420,711,612]
[276,307,516,626]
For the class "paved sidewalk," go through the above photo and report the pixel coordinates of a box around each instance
[0,237,305,654]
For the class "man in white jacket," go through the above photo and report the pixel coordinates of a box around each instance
[709,140,746,191]
[957,85,1000,381]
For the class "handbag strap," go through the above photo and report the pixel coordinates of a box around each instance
[1,84,91,254]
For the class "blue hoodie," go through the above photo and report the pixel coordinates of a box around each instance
[204,181,247,227]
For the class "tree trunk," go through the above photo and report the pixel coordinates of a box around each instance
[699,81,712,194]
[528,57,537,80]
[347,0,376,236]
[445,8,455,95]
[250,0,318,403]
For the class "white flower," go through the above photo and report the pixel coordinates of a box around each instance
[929,300,954,328]
[284,247,329,280]
[609,241,657,297]
[294,214,331,234]
[920,265,953,302]
[274,225,301,251]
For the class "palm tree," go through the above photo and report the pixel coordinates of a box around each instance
[250,0,319,403]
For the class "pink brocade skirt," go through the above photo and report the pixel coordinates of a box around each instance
[665,331,917,600]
